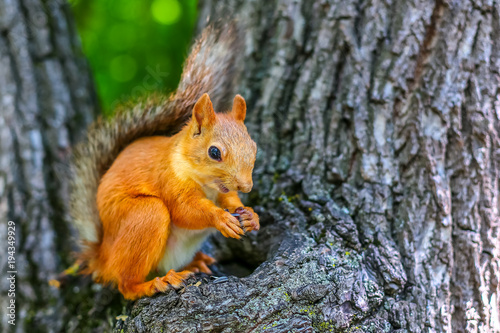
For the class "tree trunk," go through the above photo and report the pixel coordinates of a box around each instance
[118,0,500,332]
[0,0,116,332]
[1,0,499,332]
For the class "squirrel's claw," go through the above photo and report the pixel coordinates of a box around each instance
[160,269,193,290]
[235,207,260,232]
[217,212,244,239]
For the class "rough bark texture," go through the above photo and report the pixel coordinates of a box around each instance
[1,0,499,332]
[0,1,122,332]
[118,0,500,332]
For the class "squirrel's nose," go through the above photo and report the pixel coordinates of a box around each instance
[238,181,253,193]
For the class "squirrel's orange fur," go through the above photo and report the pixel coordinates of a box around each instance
[66,24,254,300]
[86,94,259,300]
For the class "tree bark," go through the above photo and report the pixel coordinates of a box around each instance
[1,0,499,332]
[118,0,500,332]
[0,0,116,332]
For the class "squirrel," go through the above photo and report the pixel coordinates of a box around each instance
[67,24,260,300]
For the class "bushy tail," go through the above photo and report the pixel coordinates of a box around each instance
[70,23,243,257]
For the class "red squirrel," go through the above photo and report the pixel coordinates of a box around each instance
[68,25,259,300]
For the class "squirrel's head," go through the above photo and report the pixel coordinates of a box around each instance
[181,93,257,193]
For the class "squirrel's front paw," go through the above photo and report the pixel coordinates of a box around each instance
[235,207,260,232]
[216,211,245,239]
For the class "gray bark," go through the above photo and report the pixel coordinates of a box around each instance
[0,0,499,332]
[118,0,500,332]
[0,0,113,332]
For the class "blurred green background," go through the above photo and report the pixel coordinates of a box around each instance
[71,0,198,114]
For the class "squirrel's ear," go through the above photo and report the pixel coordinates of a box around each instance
[231,94,246,122]
[193,93,215,135]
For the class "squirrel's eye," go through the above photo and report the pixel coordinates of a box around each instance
[208,146,222,161]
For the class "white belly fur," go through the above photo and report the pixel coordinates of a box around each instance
[157,225,216,273]
[157,186,219,273]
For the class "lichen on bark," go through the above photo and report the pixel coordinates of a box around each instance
[1,0,499,332]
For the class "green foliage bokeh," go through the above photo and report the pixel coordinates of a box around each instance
[71,0,198,114]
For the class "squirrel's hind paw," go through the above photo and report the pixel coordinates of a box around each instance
[160,269,193,289]
[183,251,216,274]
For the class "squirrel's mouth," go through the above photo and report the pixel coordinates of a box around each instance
[218,183,230,193]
